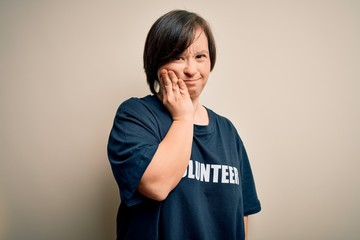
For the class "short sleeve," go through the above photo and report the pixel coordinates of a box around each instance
[107,98,161,206]
[239,141,262,215]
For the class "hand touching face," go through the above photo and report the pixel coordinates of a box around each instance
[158,69,194,122]
[158,28,211,101]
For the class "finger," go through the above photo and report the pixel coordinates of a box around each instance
[168,71,178,84]
[160,70,173,93]
[158,75,165,93]
[168,71,178,90]
[178,79,189,96]
[160,69,173,96]
[167,71,181,95]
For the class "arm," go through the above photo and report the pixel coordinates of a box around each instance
[244,216,248,240]
[138,70,194,201]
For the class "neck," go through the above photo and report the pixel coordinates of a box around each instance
[192,98,209,125]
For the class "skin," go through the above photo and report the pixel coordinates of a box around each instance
[137,28,210,200]
[137,28,249,238]
[244,216,248,240]
[158,29,211,125]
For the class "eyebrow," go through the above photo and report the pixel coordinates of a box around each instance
[182,48,209,57]
[183,50,209,55]
[196,50,209,54]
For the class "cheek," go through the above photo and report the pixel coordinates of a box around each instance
[158,64,182,77]
[200,64,211,76]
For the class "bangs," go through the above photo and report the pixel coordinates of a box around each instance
[160,19,198,63]
[143,10,216,94]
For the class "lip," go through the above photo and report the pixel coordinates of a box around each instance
[183,78,200,83]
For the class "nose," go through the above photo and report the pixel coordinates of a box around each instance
[183,58,197,76]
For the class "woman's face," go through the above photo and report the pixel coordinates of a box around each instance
[158,28,211,100]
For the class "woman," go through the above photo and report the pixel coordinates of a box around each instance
[107,9,261,240]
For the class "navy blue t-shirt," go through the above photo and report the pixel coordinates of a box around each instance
[107,95,261,240]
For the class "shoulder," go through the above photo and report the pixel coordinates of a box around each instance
[116,95,164,115]
[118,95,153,111]
[207,108,237,130]
[114,95,172,134]
[207,107,245,144]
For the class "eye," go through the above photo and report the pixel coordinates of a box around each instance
[173,55,185,61]
[195,54,208,61]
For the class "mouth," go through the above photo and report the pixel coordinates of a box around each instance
[183,78,200,83]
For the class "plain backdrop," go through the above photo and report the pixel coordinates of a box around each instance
[1,0,359,239]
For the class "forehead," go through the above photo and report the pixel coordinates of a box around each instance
[188,29,209,51]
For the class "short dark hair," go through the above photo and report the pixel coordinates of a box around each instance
[143,10,216,94]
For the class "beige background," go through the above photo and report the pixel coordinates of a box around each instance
[1,0,359,239]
